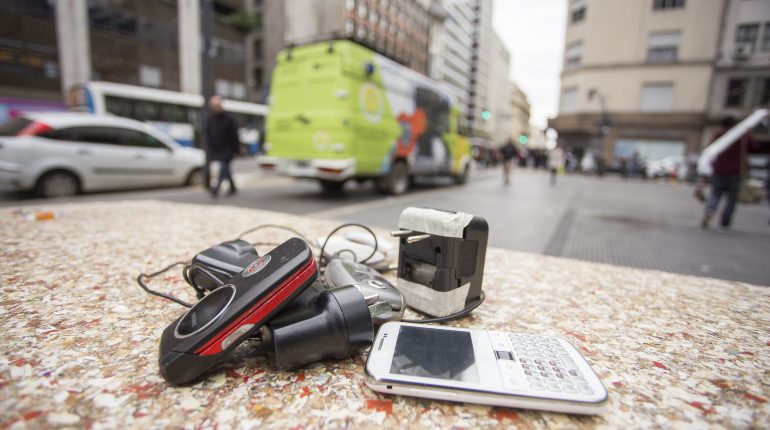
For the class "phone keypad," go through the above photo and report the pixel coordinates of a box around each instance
[492,332,594,395]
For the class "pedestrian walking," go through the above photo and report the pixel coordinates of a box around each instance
[500,139,517,186]
[206,95,240,198]
[765,158,770,225]
[548,145,565,186]
[701,117,756,230]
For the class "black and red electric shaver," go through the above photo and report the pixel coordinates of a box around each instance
[158,237,317,385]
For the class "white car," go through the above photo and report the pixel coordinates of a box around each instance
[0,112,205,197]
[646,155,685,180]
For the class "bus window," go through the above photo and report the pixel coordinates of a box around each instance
[188,107,202,130]
[160,103,185,123]
[105,96,131,118]
[148,101,161,121]
[134,100,156,121]
[133,100,147,121]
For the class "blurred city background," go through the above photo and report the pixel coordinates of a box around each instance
[0,0,768,285]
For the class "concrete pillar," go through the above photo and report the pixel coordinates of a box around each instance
[55,0,91,100]
[178,0,202,94]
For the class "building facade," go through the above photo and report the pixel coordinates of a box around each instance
[509,82,531,143]
[260,0,432,99]
[0,0,519,140]
[0,0,260,121]
[425,0,475,118]
[484,31,512,143]
[705,0,770,145]
[549,0,725,165]
[466,0,494,134]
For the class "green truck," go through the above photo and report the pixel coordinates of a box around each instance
[259,40,471,195]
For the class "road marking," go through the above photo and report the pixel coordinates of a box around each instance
[543,189,584,256]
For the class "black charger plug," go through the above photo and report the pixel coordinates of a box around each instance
[260,283,374,369]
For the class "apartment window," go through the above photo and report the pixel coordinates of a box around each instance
[139,65,161,87]
[565,41,582,67]
[215,79,229,97]
[215,79,246,99]
[759,78,770,106]
[560,88,578,113]
[647,32,680,63]
[724,78,748,108]
[358,2,366,18]
[570,0,586,23]
[762,23,770,52]
[653,0,685,10]
[345,19,354,36]
[253,68,263,87]
[231,82,245,100]
[735,24,759,53]
[640,83,674,112]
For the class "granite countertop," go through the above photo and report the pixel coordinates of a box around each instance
[1,200,768,429]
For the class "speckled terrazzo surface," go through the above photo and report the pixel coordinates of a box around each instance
[1,200,768,429]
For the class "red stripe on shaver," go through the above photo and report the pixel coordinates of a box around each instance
[195,258,317,356]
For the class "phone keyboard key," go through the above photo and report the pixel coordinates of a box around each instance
[506,334,592,394]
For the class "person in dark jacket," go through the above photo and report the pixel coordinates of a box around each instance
[206,95,240,197]
[701,116,756,230]
[500,139,517,186]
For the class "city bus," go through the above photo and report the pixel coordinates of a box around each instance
[260,40,472,195]
[67,81,268,153]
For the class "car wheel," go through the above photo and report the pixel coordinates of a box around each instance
[377,160,409,195]
[34,170,80,198]
[185,168,205,186]
[453,163,470,185]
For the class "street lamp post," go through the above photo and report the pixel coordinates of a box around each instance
[201,0,213,189]
[588,88,611,174]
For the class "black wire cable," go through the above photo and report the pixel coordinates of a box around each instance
[318,223,378,267]
[182,264,227,299]
[237,224,317,248]
[138,223,392,311]
[137,261,193,308]
[400,292,486,324]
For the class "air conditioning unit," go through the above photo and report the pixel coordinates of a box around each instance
[733,44,753,60]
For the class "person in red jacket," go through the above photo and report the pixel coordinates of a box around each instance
[701,117,756,230]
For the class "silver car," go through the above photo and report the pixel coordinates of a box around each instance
[0,112,205,197]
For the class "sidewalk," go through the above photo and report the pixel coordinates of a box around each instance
[543,173,770,286]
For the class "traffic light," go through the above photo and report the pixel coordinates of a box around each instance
[518,134,528,145]
[481,109,491,121]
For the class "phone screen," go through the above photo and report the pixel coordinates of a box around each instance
[390,326,479,383]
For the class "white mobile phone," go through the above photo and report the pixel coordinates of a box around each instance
[365,322,608,415]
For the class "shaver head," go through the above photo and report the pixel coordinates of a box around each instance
[188,239,260,291]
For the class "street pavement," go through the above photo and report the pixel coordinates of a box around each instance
[3,157,769,286]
